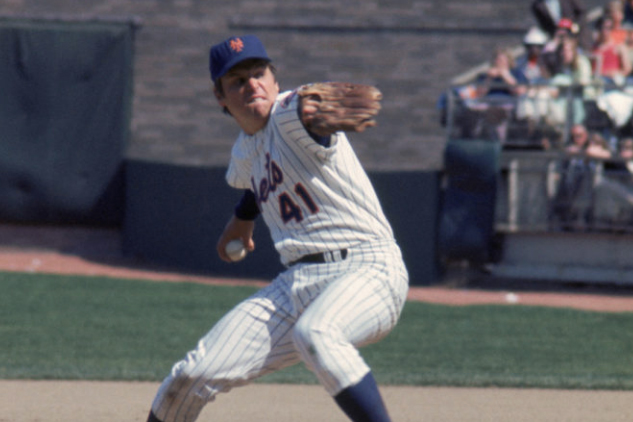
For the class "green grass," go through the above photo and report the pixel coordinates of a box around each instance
[1,271,632,389]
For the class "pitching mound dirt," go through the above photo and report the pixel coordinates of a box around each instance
[2,380,633,422]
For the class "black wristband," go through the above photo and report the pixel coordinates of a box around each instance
[234,190,260,220]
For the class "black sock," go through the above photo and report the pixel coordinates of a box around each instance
[333,372,391,422]
[147,411,162,422]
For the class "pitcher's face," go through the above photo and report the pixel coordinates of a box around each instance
[216,61,280,134]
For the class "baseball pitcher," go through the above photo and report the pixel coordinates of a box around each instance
[145,34,409,422]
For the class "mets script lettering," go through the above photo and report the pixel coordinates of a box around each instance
[252,153,320,223]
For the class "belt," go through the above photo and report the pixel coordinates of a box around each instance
[289,249,348,266]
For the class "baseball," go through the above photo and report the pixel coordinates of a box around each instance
[505,293,520,304]
[225,239,247,262]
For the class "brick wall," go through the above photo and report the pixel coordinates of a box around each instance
[0,0,605,170]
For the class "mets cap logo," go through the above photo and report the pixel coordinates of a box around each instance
[230,38,244,53]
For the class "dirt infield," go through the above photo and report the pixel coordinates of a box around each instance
[2,224,633,421]
[2,380,633,422]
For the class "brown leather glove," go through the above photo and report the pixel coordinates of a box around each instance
[298,82,383,137]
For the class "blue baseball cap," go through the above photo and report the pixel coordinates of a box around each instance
[209,35,271,82]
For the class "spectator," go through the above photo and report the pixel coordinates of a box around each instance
[603,137,633,174]
[582,133,613,228]
[591,137,633,227]
[555,124,615,230]
[547,37,594,126]
[514,27,555,145]
[518,36,592,147]
[592,16,632,86]
[560,36,593,86]
[620,137,633,161]
[472,47,528,141]
[553,123,595,229]
[476,48,527,97]
[566,123,590,153]
[531,0,591,50]
[515,27,550,84]
[604,0,628,45]
[541,18,582,75]
[604,138,633,174]
[616,137,633,187]
[543,34,593,85]
[586,131,613,159]
[610,138,633,190]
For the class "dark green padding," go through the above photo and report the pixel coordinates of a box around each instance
[438,139,501,263]
[0,19,136,225]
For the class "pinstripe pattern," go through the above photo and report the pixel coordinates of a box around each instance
[226,90,394,265]
[152,241,408,422]
[151,89,409,422]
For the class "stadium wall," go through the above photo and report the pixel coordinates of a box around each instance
[0,1,606,283]
[2,0,608,172]
[123,160,440,285]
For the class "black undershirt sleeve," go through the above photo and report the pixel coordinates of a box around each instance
[234,189,260,220]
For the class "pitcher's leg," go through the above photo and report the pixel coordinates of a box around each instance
[292,263,407,393]
[292,247,408,422]
[150,289,300,422]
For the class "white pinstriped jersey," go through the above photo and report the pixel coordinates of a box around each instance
[226,89,394,265]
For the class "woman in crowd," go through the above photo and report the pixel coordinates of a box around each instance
[592,15,631,85]
[548,36,595,127]
[473,47,528,141]
[604,0,628,45]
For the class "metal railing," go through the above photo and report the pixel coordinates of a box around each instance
[444,80,633,150]
[496,154,633,234]
[443,80,633,234]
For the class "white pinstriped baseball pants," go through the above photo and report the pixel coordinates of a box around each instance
[151,239,409,422]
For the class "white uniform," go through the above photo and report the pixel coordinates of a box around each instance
[151,90,409,422]
[227,90,395,265]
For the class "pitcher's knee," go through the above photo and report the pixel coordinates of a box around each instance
[292,318,334,359]
[161,355,222,404]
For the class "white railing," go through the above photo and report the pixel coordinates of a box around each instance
[495,154,633,234]
[444,80,633,150]
[444,80,633,234]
